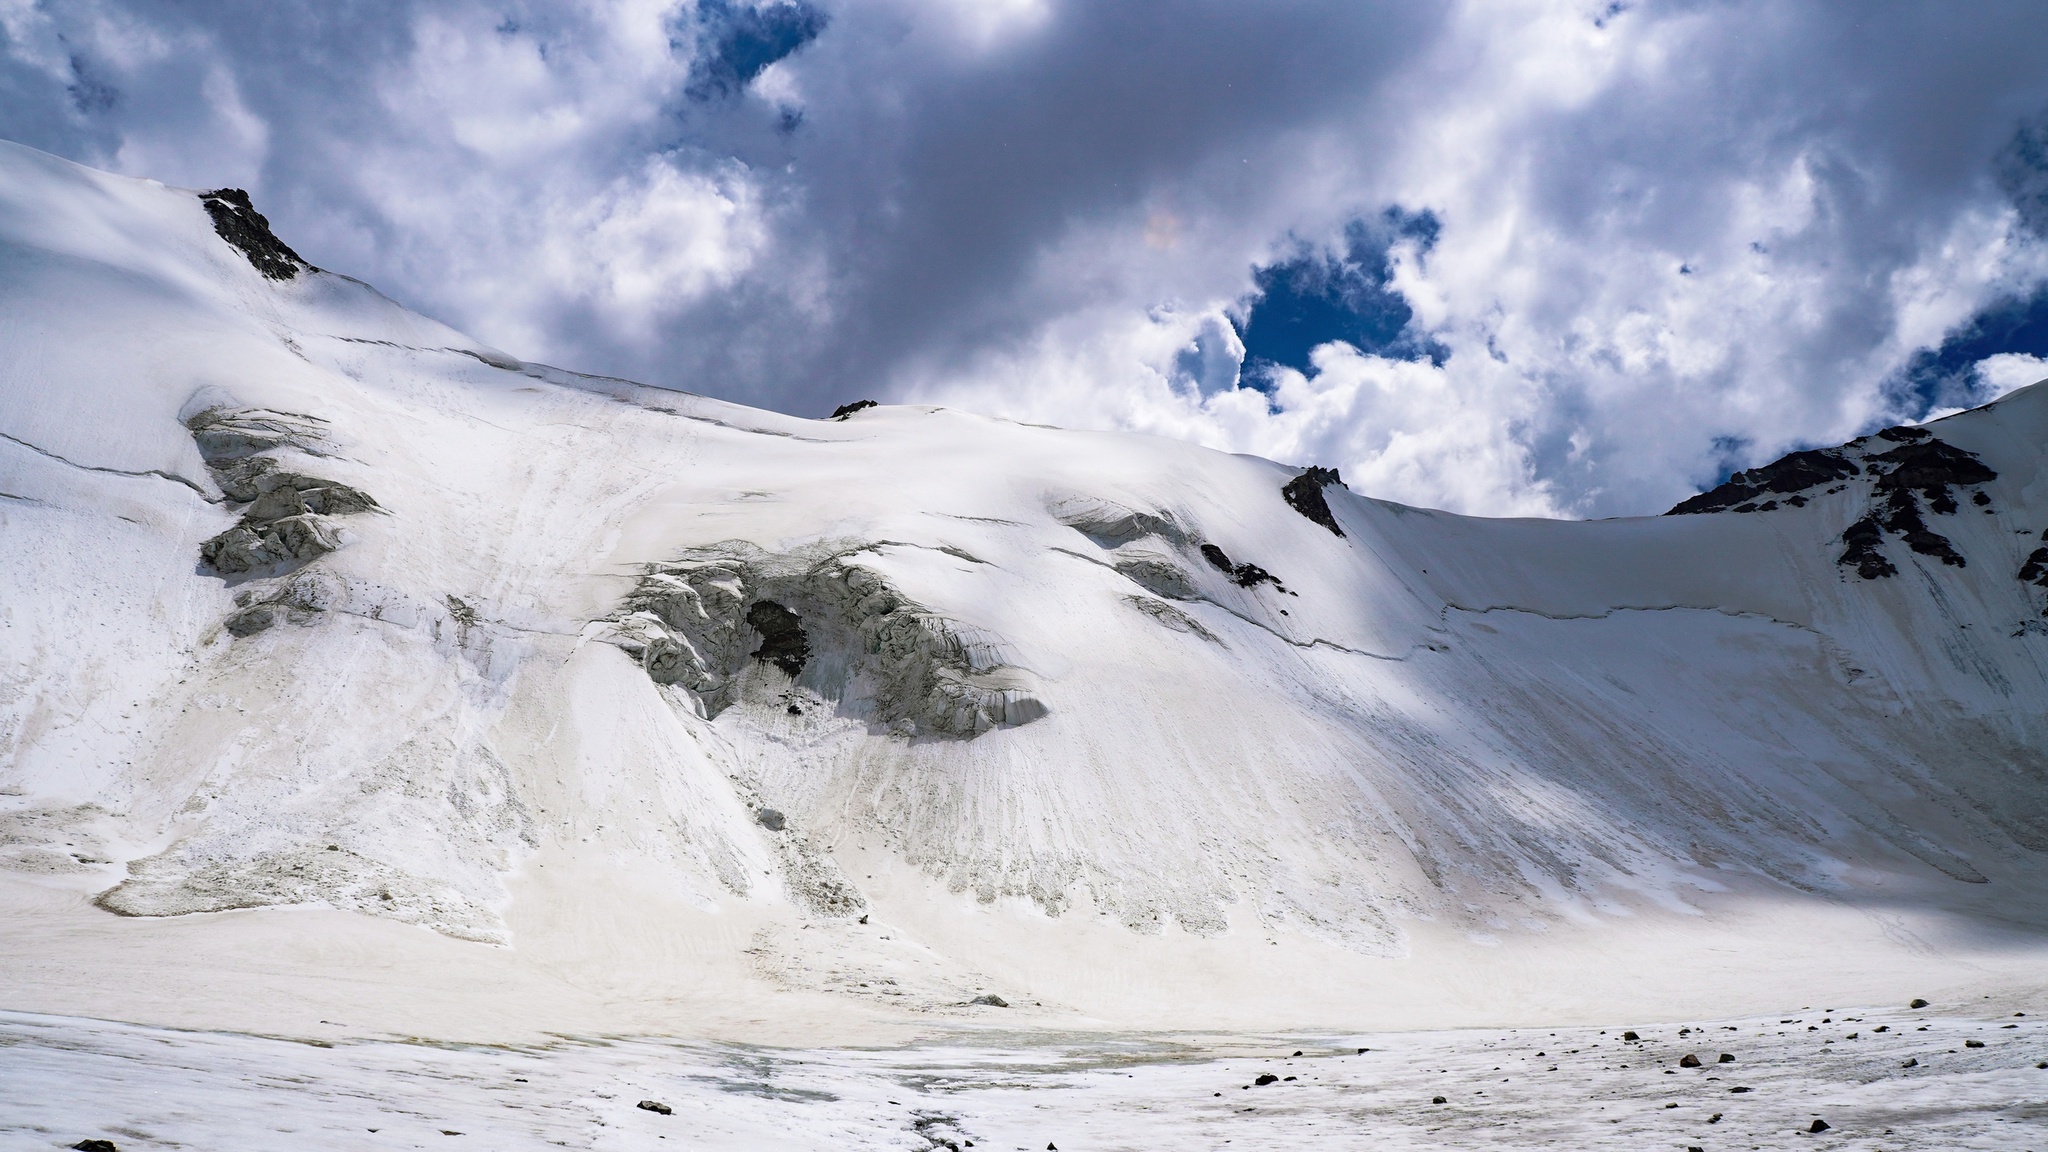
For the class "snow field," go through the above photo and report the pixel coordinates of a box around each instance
[3,1004,2044,1151]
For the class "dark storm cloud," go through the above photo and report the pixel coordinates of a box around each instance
[661,0,1444,411]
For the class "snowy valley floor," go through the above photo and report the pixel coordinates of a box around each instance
[5,1004,2045,1151]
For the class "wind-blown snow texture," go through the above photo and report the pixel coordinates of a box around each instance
[3,140,2048,1057]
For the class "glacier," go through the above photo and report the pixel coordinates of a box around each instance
[2,139,2047,1147]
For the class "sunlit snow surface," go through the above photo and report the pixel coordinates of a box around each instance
[6,1007,2046,1151]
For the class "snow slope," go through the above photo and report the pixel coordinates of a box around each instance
[3,139,2047,1042]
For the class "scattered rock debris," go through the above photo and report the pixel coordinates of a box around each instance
[830,400,878,420]
[755,808,787,832]
[199,188,312,280]
[1254,1073,1279,1086]
[1679,1053,1701,1067]
[636,1100,672,1115]
[1280,465,1346,536]
[969,994,1009,1008]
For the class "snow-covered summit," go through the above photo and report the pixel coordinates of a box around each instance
[3,140,2046,1038]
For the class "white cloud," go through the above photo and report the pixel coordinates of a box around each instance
[10,0,2048,515]
[1975,352,2048,398]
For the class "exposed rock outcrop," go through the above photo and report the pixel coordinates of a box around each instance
[610,544,1048,737]
[199,188,312,281]
[184,405,380,588]
[1668,448,1860,515]
[1666,423,1997,580]
[1281,465,1347,536]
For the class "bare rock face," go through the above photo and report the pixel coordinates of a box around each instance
[183,404,380,594]
[608,543,1048,738]
[1281,465,1346,536]
[1666,423,1999,580]
[198,188,312,281]
[199,513,342,576]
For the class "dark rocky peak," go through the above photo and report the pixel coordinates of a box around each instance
[198,188,311,281]
[1282,466,1346,536]
[1667,448,1860,515]
[830,399,878,420]
[1832,433,1996,579]
[1867,438,1998,514]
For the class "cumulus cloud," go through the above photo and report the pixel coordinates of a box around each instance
[8,0,2048,516]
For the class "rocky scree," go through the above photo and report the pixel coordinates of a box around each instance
[1667,424,1998,580]
[608,544,1047,737]
[199,188,312,281]
[185,406,380,631]
[1281,465,1347,536]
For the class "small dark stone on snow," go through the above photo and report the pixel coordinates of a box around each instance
[1357,1047,1369,1054]
[1910,998,1929,1009]
[1964,1039,1985,1048]
[787,704,803,716]
[1679,1053,1701,1067]
[1254,1074,1279,1085]
[970,994,1009,1007]
[1729,1085,1752,1093]
[1718,1053,1735,1063]
[1431,1095,1448,1104]
[1623,1031,1640,1041]
[72,1141,118,1152]
[1808,1118,1831,1133]
[1291,1050,1303,1057]
[755,808,786,831]
[830,399,878,419]
[637,1100,673,1115]
[1901,1058,1918,1068]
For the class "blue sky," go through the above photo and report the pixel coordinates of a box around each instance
[7,1,2048,517]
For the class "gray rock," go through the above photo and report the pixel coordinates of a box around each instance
[200,513,341,575]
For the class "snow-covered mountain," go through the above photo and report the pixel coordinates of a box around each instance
[3,140,2046,1039]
